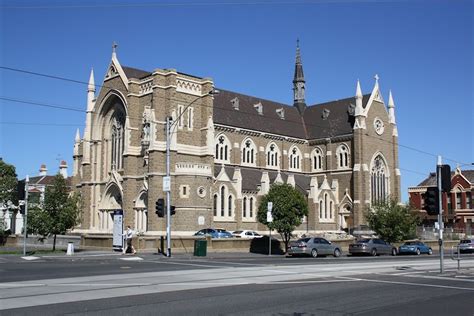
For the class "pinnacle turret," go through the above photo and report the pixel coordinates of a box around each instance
[293,39,306,114]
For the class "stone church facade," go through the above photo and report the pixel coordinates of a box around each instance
[72,44,401,236]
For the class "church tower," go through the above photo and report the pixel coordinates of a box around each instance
[293,39,306,114]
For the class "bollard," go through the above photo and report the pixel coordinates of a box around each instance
[66,242,74,255]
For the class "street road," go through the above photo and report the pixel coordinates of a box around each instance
[1,252,473,315]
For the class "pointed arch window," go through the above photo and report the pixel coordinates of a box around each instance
[111,113,125,170]
[215,134,230,163]
[242,195,256,222]
[289,146,301,171]
[220,186,225,217]
[214,185,236,221]
[266,143,279,168]
[312,148,324,171]
[371,155,390,204]
[319,193,335,222]
[336,144,350,169]
[242,138,256,166]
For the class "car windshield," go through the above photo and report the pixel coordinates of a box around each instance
[404,242,417,245]
[233,231,243,234]
[357,239,371,243]
[460,240,472,244]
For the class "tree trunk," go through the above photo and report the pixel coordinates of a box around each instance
[53,234,57,251]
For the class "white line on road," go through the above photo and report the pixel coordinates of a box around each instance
[339,276,474,291]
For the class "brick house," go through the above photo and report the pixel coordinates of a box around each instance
[408,168,474,235]
[72,43,401,236]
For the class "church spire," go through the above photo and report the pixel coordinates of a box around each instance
[388,89,396,125]
[293,39,306,114]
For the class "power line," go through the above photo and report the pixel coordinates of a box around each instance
[2,0,395,10]
[0,96,84,113]
[1,66,471,167]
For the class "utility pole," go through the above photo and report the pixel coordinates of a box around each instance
[165,116,171,257]
[23,175,29,256]
[163,89,219,258]
[437,156,444,273]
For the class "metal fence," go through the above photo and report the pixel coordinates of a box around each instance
[417,225,471,240]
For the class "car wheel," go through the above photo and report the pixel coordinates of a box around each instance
[311,248,318,258]
[391,248,397,256]
[428,248,433,255]
[333,248,341,258]
[371,248,377,256]
[416,248,421,256]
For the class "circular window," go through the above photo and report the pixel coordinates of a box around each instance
[197,186,206,198]
[373,118,384,135]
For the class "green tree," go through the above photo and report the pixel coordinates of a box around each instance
[28,174,81,251]
[365,199,419,243]
[257,183,308,252]
[0,159,18,208]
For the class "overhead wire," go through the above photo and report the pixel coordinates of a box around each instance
[0,65,471,168]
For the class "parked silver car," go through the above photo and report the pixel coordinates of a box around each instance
[349,238,397,256]
[458,239,474,253]
[287,237,342,258]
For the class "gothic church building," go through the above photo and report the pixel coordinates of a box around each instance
[72,44,401,236]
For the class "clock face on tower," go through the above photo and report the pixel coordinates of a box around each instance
[374,118,384,135]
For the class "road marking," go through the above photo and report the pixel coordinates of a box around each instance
[339,276,474,291]
[144,260,221,268]
[119,257,143,261]
[21,256,40,261]
[185,259,262,266]
[42,253,122,258]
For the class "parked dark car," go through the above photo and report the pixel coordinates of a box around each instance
[194,228,233,238]
[398,241,432,255]
[349,238,397,256]
[287,237,342,258]
[458,239,474,253]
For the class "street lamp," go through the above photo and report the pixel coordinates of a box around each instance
[164,88,219,257]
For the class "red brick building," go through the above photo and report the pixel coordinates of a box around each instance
[409,168,474,235]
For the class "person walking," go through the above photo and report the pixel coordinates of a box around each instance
[123,225,136,254]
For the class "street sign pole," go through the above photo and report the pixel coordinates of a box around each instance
[267,202,273,256]
[437,156,444,273]
[23,175,29,256]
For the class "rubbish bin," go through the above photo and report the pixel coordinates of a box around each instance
[194,239,207,256]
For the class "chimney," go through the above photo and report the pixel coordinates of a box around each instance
[59,160,68,178]
[39,164,47,176]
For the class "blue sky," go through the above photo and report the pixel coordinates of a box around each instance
[0,0,472,202]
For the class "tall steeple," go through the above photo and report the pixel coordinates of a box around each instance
[293,39,306,114]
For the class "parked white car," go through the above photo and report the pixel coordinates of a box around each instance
[232,230,262,239]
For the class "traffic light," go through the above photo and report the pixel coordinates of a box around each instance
[440,164,452,193]
[170,205,176,216]
[155,198,165,217]
[423,187,439,215]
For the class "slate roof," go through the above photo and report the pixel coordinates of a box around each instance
[122,66,151,79]
[213,89,371,140]
[213,89,307,139]
[417,170,474,186]
[303,95,371,139]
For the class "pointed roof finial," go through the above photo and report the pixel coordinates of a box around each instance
[374,74,379,84]
[88,68,95,92]
[295,38,301,64]
[75,128,80,142]
[356,79,362,98]
[112,41,118,58]
[388,89,395,108]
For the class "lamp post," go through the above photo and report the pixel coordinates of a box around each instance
[23,175,29,256]
[164,88,219,257]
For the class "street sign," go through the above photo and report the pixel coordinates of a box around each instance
[267,201,273,212]
[163,176,171,192]
[267,210,273,223]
